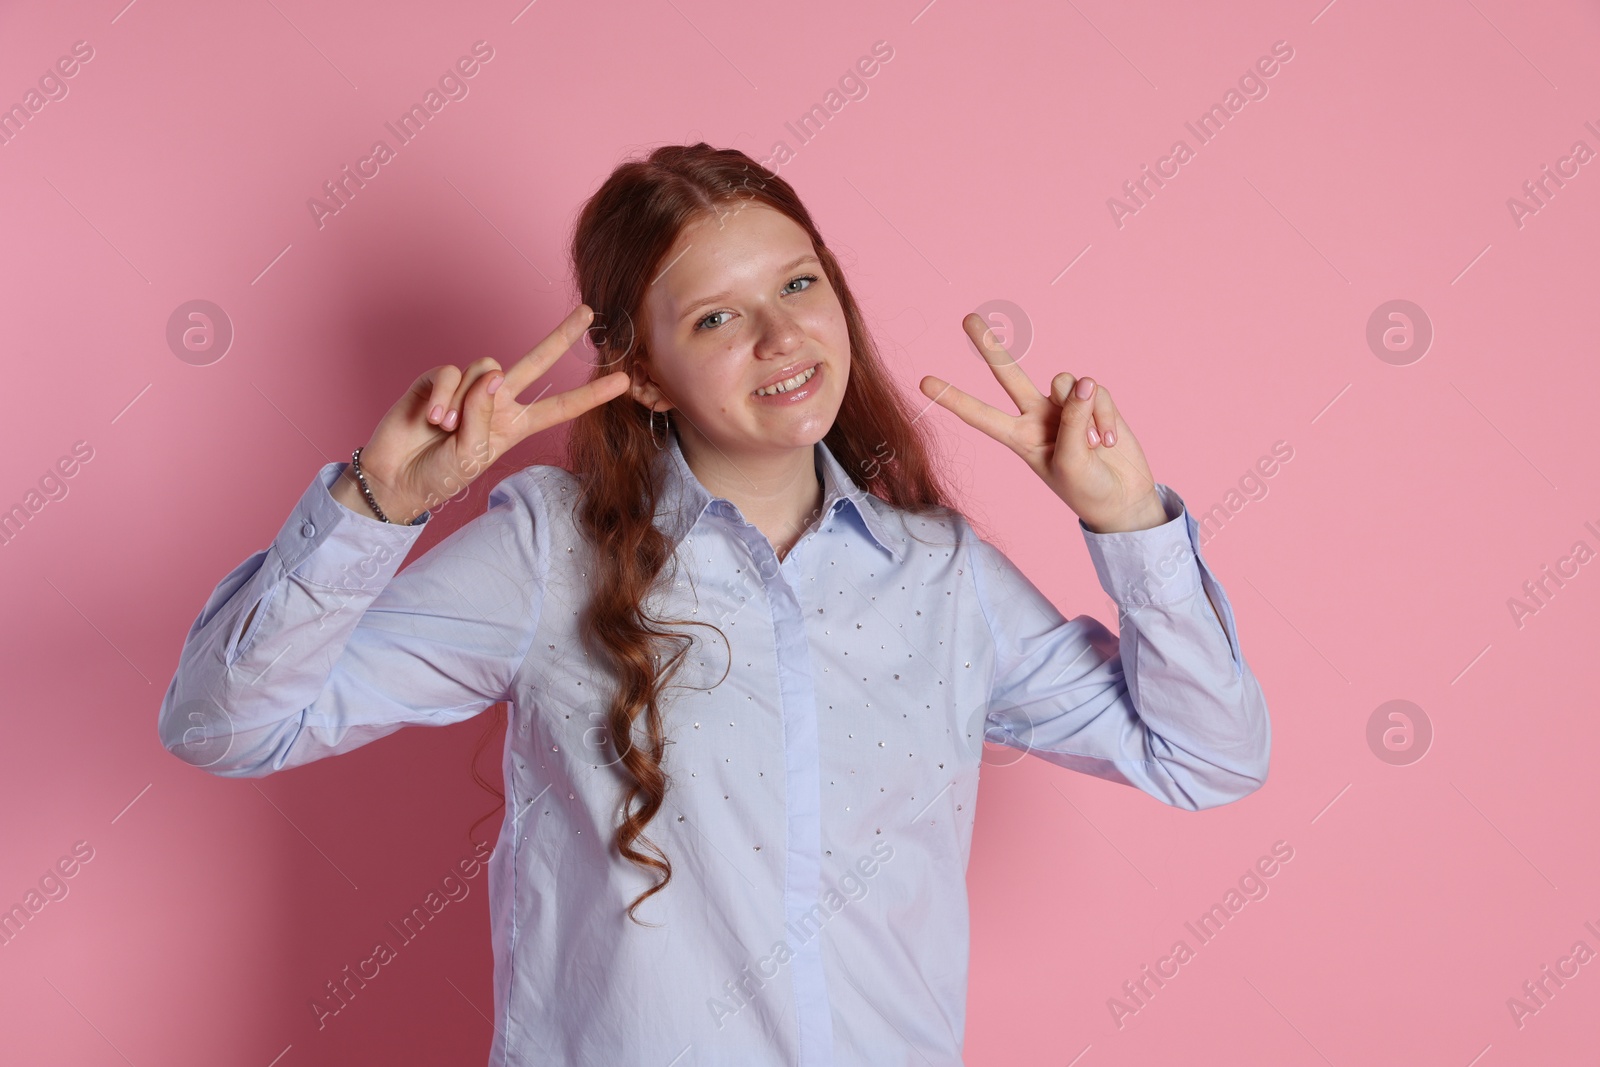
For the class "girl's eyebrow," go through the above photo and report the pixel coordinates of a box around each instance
[678,253,821,321]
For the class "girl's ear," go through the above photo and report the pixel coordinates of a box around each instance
[627,367,671,413]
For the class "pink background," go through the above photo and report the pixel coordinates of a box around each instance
[3,0,1597,1063]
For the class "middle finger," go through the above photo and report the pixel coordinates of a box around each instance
[963,312,1041,415]
[501,304,597,400]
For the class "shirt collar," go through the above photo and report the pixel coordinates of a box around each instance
[651,429,904,563]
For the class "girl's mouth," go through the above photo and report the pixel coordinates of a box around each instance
[752,363,820,401]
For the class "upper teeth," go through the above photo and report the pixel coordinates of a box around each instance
[756,365,816,396]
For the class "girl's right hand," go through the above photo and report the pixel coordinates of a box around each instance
[346,304,629,523]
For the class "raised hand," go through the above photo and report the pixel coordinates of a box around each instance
[918,312,1169,534]
[340,304,630,523]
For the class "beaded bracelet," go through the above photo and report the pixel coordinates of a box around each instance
[351,447,424,525]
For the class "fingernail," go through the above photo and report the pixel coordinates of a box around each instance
[1104,428,1115,446]
[444,409,459,430]
[430,404,443,422]
[488,375,502,395]
[1075,377,1095,400]
[1088,425,1100,446]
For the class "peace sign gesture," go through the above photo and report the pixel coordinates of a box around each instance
[340,304,630,523]
[919,312,1169,534]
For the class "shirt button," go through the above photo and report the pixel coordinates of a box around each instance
[301,521,316,538]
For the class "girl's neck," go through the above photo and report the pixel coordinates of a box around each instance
[676,429,825,561]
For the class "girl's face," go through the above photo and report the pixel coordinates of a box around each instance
[631,202,850,460]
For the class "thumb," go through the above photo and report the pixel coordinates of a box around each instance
[1050,372,1096,450]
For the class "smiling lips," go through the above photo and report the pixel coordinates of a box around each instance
[753,363,819,397]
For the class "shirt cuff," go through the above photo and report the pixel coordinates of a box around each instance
[1078,483,1202,606]
[270,462,431,591]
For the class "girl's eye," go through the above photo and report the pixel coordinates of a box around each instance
[694,275,820,332]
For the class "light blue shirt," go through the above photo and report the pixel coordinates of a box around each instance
[159,429,1270,1066]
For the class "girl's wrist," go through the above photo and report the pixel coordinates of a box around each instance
[333,465,423,524]
[1083,490,1168,534]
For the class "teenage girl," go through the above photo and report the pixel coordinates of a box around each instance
[160,143,1270,1067]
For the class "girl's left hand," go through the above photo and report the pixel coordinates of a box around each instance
[919,312,1169,534]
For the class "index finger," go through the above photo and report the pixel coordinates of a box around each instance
[918,374,1014,445]
[500,304,597,400]
[963,312,1042,415]
[506,371,631,442]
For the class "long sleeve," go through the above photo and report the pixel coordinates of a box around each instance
[968,483,1270,811]
[157,461,549,778]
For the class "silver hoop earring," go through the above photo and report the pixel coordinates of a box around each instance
[649,408,667,450]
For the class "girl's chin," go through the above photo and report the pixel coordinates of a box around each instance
[719,415,840,455]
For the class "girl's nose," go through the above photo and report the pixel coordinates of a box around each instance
[753,307,804,352]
